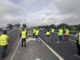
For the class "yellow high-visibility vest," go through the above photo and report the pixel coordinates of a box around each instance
[79,33,80,45]
[46,31,50,36]
[0,34,8,46]
[75,32,80,45]
[65,29,69,35]
[58,29,63,36]
[51,28,54,33]
[33,29,36,33]
[24,29,27,33]
[35,29,39,36]
[21,31,26,39]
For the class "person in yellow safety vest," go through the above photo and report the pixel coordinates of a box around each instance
[32,28,36,38]
[45,30,50,44]
[64,28,69,41]
[20,29,27,47]
[35,29,39,42]
[74,32,80,57]
[51,28,54,36]
[0,30,9,57]
[57,28,63,43]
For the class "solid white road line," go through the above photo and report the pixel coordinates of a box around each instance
[10,39,21,60]
[39,37,64,60]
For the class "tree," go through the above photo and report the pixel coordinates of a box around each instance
[57,23,70,29]
[50,24,56,29]
[15,23,21,29]
[7,24,14,30]
[22,24,27,28]
[77,24,80,30]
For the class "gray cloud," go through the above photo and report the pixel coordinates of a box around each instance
[0,0,80,27]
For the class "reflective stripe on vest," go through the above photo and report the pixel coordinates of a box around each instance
[0,34,8,46]
[46,31,50,36]
[21,31,26,39]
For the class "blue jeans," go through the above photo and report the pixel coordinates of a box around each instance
[58,36,62,42]
[35,35,39,41]
[1,45,8,57]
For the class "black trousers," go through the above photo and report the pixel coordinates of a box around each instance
[1,45,8,57]
[21,38,26,47]
[33,33,35,38]
[76,40,80,56]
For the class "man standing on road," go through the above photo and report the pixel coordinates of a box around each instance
[45,29,50,44]
[51,28,54,36]
[32,28,36,38]
[74,31,80,58]
[57,28,63,43]
[20,28,27,47]
[0,30,9,57]
[35,28,39,42]
[64,28,70,41]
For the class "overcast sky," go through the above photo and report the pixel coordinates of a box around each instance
[0,0,80,27]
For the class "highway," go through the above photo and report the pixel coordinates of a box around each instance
[39,30,80,60]
[0,30,80,60]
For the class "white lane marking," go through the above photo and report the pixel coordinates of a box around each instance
[11,37,36,60]
[36,58,41,60]
[10,39,21,60]
[39,37,64,60]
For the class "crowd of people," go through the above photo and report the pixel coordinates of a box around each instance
[0,27,80,59]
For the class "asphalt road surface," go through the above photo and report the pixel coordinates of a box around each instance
[11,37,59,60]
[0,30,59,60]
[0,30,20,60]
[39,30,80,60]
[0,30,80,60]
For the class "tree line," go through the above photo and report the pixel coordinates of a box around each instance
[38,23,80,31]
[6,23,80,31]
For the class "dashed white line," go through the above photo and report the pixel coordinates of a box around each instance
[39,37,64,60]
[36,58,41,60]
